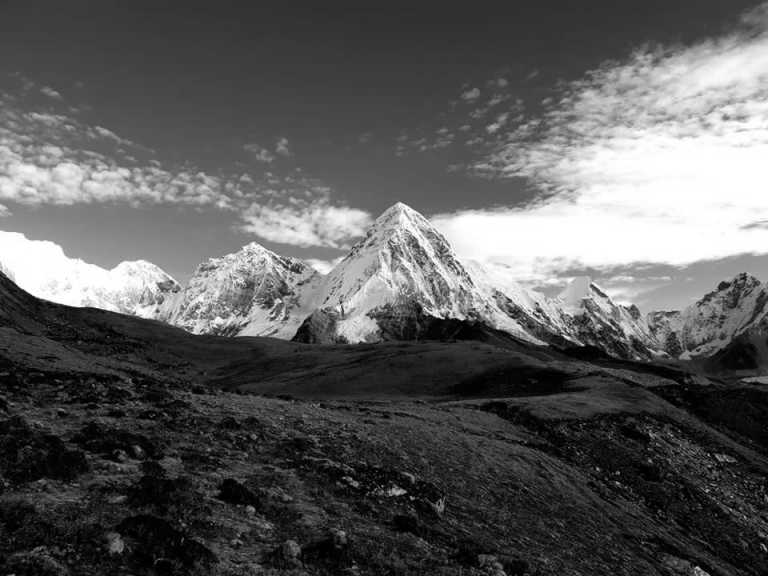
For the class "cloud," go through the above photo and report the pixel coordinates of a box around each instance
[40,86,63,100]
[461,87,480,101]
[436,3,768,284]
[243,143,275,163]
[0,89,370,249]
[306,257,343,274]
[241,199,372,248]
[275,137,291,157]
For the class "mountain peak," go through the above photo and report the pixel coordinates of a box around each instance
[374,202,427,228]
[716,272,761,292]
[239,241,273,256]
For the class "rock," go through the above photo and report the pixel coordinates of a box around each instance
[392,514,428,538]
[341,476,360,489]
[112,449,129,462]
[382,484,407,497]
[245,504,257,516]
[0,416,89,483]
[478,554,507,576]
[130,444,146,459]
[401,472,417,485]
[278,539,302,566]
[3,546,69,576]
[127,473,199,516]
[72,421,161,461]
[302,529,353,569]
[105,531,125,555]
[714,453,737,464]
[117,514,217,574]
[218,416,241,430]
[330,529,348,547]
[429,496,447,516]
[217,478,262,508]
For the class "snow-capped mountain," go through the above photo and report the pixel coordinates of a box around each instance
[294,203,536,343]
[0,231,179,316]
[556,276,659,359]
[5,207,768,364]
[466,262,659,359]
[158,242,322,337]
[648,273,768,359]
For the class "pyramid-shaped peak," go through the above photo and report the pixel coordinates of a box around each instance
[375,202,428,225]
[240,241,272,253]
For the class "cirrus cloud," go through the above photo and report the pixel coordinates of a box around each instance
[436,3,768,284]
[0,85,371,249]
[241,199,372,249]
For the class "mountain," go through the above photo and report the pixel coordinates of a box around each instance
[3,265,768,576]
[6,210,768,365]
[0,230,179,317]
[556,276,659,359]
[468,264,659,360]
[649,273,768,359]
[158,242,322,337]
[293,202,536,344]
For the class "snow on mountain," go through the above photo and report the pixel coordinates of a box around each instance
[6,210,768,363]
[646,311,684,357]
[0,231,179,316]
[464,263,659,359]
[463,260,579,347]
[296,202,537,343]
[158,242,322,337]
[552,276,659,359]
[649,273,768,359]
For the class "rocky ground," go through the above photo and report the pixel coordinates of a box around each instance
[2,273,768,575]
[2,359,768,575]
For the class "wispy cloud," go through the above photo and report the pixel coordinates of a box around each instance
[306,256,343,274]
[461,87,481,102]
[0,85,370,248]
[275,137,291,157]
[243,142,275,163]
[40,86,63,100]
[0,96,231,210]
[436,3,768,285]
[241,198,371,249]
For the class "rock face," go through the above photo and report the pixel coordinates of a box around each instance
[470,264,659,360]
[0,231,179,317]
[295,203,535,344]
[157,242,321,337]
[6,206,768,362]
[556,277,659,359]
[648,273,768,359]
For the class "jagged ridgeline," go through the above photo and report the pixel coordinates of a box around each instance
[2,205,768,363]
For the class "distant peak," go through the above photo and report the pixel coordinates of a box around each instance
[112,260,161,272]
[717,272,761,291]
[234,242,281,260]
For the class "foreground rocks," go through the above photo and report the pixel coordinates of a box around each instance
[1,362,768,575]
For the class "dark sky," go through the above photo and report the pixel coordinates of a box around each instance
[0,0,765,309]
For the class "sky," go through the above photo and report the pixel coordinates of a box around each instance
[1,0,768,311]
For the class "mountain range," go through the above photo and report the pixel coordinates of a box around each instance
[2,203,767,365]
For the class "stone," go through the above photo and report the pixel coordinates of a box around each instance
[105,531,125,555]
